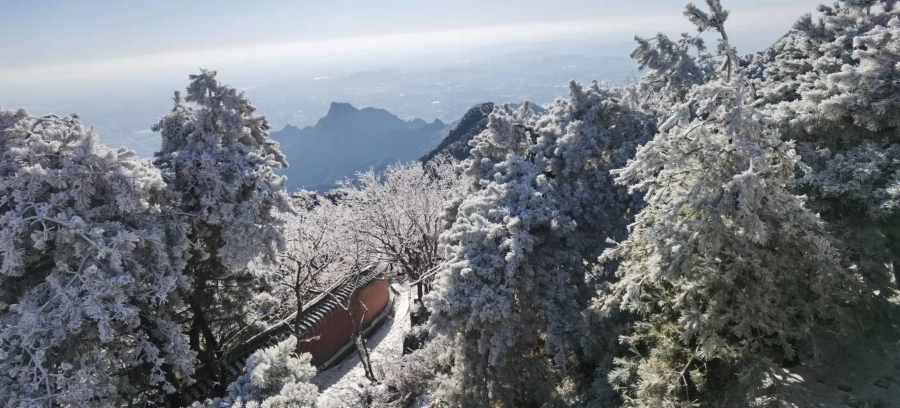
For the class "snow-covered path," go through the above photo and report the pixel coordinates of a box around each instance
[314,282,412,406]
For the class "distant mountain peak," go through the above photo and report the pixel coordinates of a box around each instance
[270,104,452,192]
[280,124,302,133]
[327,102,358,115]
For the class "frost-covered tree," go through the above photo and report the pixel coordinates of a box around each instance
[748,0,900,289]
[264,191,347,341]
[340,158,468,302]
[425,86,655,406]
[152,70,293,396]
[627,32,715,116]
[0,110,194,406]
[198,336,317,408]
[755,0,900,131]
[601,2,865,405]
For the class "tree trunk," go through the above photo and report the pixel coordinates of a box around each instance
[294,296,305,354]
[893,260,900,290]
[188,279,227,397]
[884,228,900,290]
[344,297,376,381]
[355,334,376,381]
[189,324,200,352]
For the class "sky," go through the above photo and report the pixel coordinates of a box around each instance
[2,0,823,84]
[0,0,828,157]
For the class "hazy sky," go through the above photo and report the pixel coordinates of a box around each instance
[2,0,823,85]
[0,0,829,158]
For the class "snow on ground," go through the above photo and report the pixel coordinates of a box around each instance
[764,296,900,408]
[314,281,413,406]
[776,333,900,406]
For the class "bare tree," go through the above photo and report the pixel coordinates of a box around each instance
[340,157,467,302]
[266,192,346,348]
[331,270,377,382]
[333,209,380,382]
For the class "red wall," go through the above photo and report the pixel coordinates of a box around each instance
[297,278,390,365]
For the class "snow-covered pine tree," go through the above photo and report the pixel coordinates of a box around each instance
[425,85,655,406]
[197,336,317,408]
[626,31,715,117]
[602,1,865,405]
[749,0,900,290]
[0,109,194,406]
[152,70,293,397]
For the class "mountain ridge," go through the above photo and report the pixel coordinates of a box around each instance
[271,102,449,192]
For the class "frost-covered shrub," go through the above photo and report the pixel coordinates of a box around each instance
[425,83,655,406]
[337,337,452,408]
[200,336,317,408]
[797,141,900,288]
[379,338,452,407]
[0,110,193,406]
[601,2,865,405]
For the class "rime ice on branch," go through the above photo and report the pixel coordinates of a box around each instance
[0,109,194,406]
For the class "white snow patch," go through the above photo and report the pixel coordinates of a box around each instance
[314,282,413,405]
